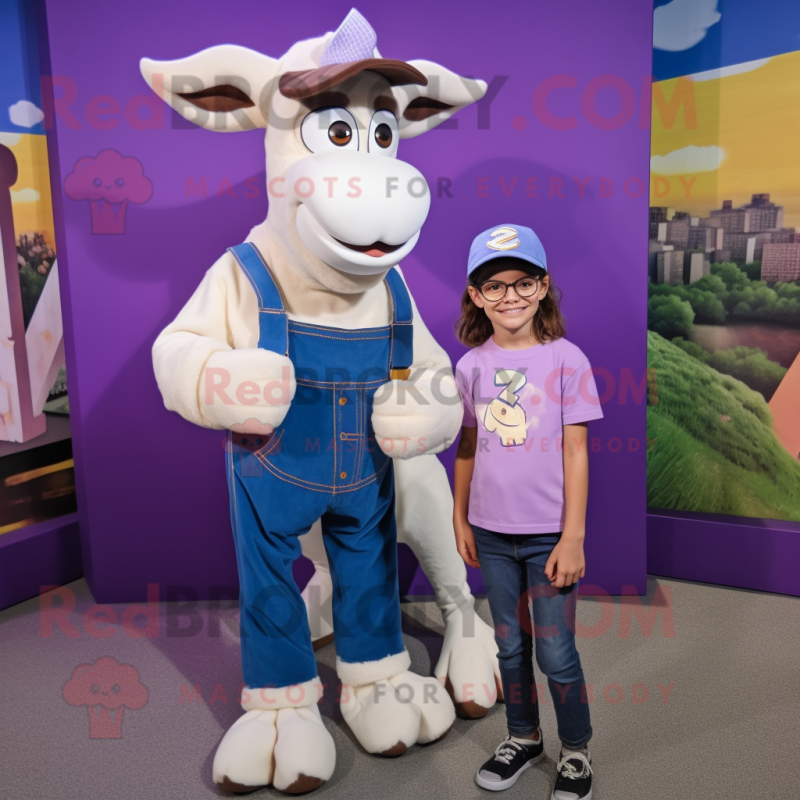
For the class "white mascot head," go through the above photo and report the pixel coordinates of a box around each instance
[141,8,487,291]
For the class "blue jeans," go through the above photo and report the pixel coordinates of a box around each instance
[224,242,413,690]
[472,525,592,749]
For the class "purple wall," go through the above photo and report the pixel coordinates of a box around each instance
[0,514,82,609]
[648,511,800,597]
[41,0,652,601]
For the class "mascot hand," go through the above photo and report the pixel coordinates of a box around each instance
[371,370,462,459]
[199,348,296,432]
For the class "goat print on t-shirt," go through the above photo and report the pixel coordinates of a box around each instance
[482,369,530,447]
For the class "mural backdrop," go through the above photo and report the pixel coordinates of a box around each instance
[0,0,75,536]
[648,0,800,523]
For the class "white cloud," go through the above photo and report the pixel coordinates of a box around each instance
[690,58,771,82]
[654,0,721,52]
[0,132,22,146]
[651,145,725,175]
[8,100,45,128]
[10,188,41,203]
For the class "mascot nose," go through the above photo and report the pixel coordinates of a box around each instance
[287,151,430,247]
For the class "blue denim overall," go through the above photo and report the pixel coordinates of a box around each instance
[225,242,413,690]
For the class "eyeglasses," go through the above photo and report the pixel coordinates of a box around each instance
[477,276,542,303]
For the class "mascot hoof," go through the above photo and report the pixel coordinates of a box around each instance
[217,773,324,796]
[217,775,264,794]
[340,671,456,755]
[435,611,503,719]
[213,706,335,795]
[378,741,409,757]
[445,674,504,719]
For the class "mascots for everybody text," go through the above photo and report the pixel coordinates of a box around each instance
[143,10,500,793]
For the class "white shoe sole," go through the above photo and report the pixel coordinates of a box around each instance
[475,751,545,791]
[551,786,592,800]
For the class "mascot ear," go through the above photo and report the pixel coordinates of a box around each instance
[395,60,487,139]
[140,45,279,132]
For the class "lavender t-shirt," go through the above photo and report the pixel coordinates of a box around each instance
[455,336,604,534]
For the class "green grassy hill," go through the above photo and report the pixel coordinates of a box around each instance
[647,331,800,520]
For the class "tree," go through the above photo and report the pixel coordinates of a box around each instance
[671,336,709,363]
[706,346,786,400]
[742,261,761,281]
[684,288,726,323]
[648,294,695,339]
[711,262,749,291]
[731,301,750,316]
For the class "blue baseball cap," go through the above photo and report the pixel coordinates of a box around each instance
[467,224,547,279]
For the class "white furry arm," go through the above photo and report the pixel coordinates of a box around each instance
[152,252,295,432]
[371,267,463,459]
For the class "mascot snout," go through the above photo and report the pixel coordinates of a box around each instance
[289,151,430,274]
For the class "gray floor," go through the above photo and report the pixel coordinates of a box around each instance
[1,576,798,799]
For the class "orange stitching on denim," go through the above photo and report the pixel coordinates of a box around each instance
[291,331,390,342]
[295,378,386,388]
[246,243,290,355]
[332,383,337,489]
[353,387,365,479]
[254,428,284,458]
[255,457,334,489]
[230,248,265,309]
[256,449,388,493]
[228,437,245,544]
[258,459,332,493]
[335,457,389,494]
[336,446,384,493]
[290,320,391,333]
[248,243,289,307]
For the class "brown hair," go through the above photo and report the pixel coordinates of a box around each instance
[454,258,567,348]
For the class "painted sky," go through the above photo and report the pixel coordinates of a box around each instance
[649,49,800,227]
[0,0,45,135]
[653,0,800,81]
[0,0,54,242]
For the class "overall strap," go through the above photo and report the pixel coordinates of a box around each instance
[384,267,414,380]
[227,242,289,356]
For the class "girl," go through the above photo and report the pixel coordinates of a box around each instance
[453,224,603,800]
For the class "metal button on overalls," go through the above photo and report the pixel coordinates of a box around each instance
[225,242,413,690]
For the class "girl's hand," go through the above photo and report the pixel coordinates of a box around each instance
[544,537,585,588]
[453,517,480,569]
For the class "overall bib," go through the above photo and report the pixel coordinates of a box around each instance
[225,242,413,690]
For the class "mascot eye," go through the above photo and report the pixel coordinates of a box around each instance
[368,110,398,158]
[374,123,391,148]
[301,107,359,153]
[328,121,352,146]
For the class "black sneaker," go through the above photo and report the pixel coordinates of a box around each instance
[475,733,544,791]
[551,749,593,800]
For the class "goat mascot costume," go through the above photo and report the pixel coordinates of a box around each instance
[143,9,500,794]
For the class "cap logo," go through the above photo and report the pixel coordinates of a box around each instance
[486,227,520,251]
